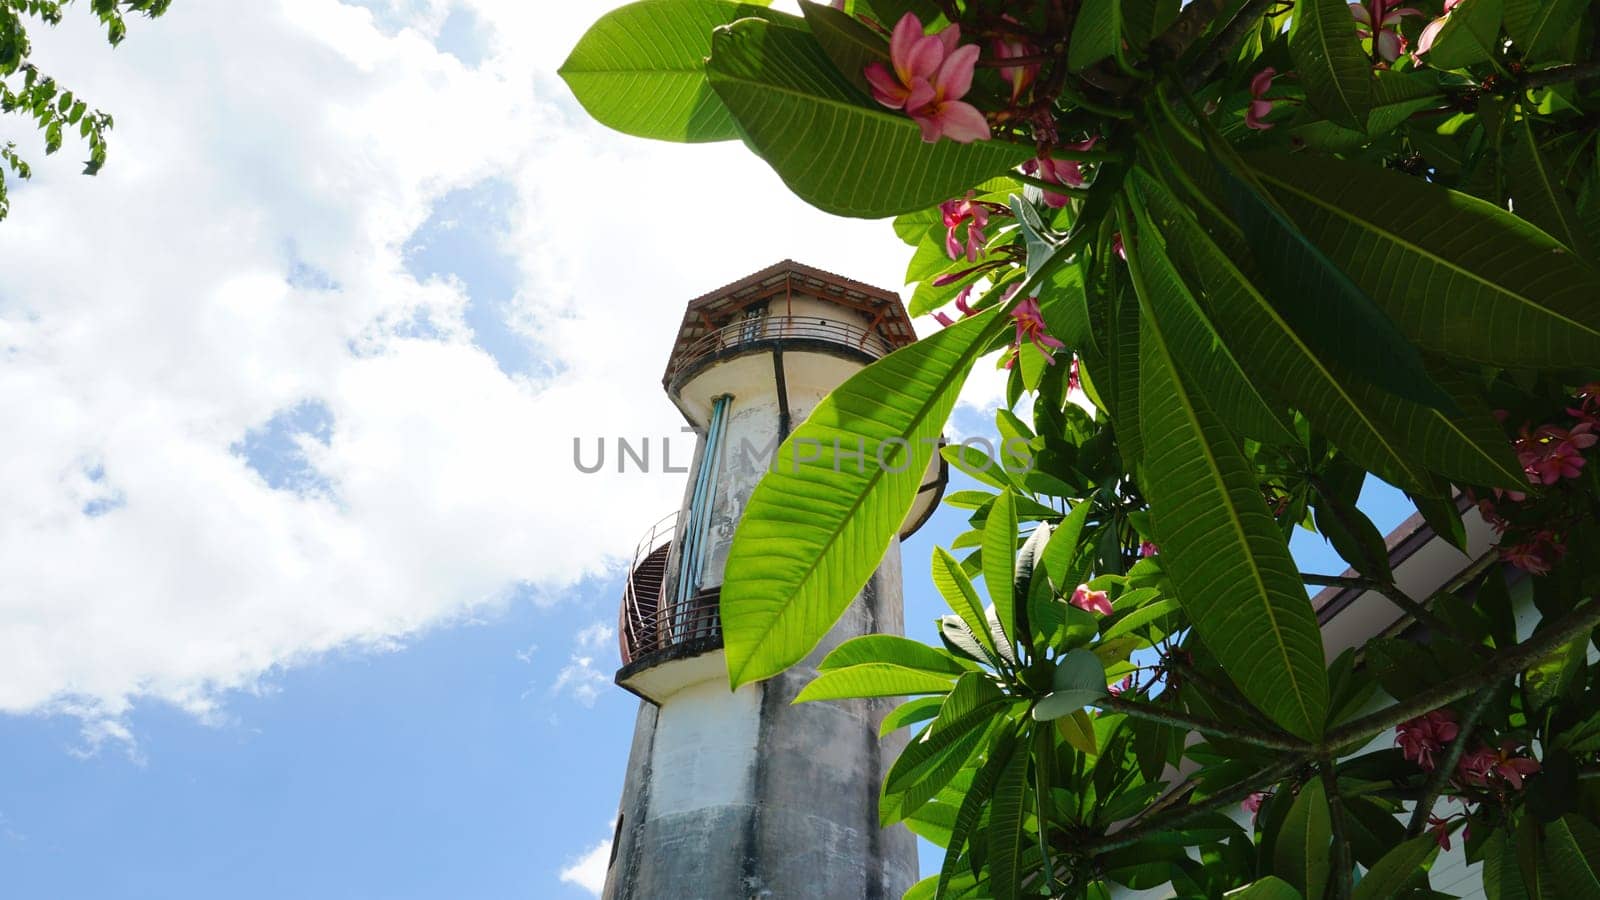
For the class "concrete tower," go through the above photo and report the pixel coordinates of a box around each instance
[601,261,946,900]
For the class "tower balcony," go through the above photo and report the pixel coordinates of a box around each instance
[616,511,724,703]
[663,315,897,394]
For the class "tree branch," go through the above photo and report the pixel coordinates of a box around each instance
[1326,601,1600,749]
[1083,754,1310,855]
[1093,695,1314,752]
[1323,760,1354,900]
[1521,61,1600,89]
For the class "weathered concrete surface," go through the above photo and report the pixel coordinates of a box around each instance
[602,557,917,900]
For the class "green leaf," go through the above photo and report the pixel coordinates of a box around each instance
[1540,817,1600,900]
[1507,112,1594,259]
[799,0,888,98]
[1289,0,1373,130]
[796,662,960,701]
[1424,0,1503,69]
[1069,0,1124,72]
[1136,271,1329,740]
[934,547,1002,664]
[940,724,1021,896]
[1484,828,1532,900]
[883,673,1009,823]
[706,18,1032,217]
[1213,150,1453,411]
[987,727,1032,900]
[722,309,1000,687]
[1228,877,1308,900]
[983,489,1020,647]
[1124,188,1298,445]
[820,634,974,675]
[1248,151,1600,368]
[1504,0,1588,60]
[1057,708,1099,754]
[1352,834,1440,900]
[558,0,785,143]
[1134,169,1439,494]
[1102,596,1183,640]
[881,695,945,735]
[1032,649,1109,720]
[1274,778,1332,900]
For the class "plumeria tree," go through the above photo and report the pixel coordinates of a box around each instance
[562,0,1600,897]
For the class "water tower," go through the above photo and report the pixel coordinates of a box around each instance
[600,261,946,899]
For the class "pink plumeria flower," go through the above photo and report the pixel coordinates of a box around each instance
[1415,0,1462,58]
[864,13,946,111]
[1242,792,1268,820]
[1490,743,1541,789]
[1067,355,1081,392]
[1396,709,1458,770]
[992,31,1039,103]
[1428,815,1455,851]
[1021,137,1097,207]
[1139,541,1159,558]
[909,42,990,143]
[1005,296,1065,368]
[1107,674,1134,696]
[1353,0,1424,62]
[1069,583,1113,616]
[1246,68,1278,130]
[1112,232,1126,260]
[932,285,977,327]
[1501,533,1564,575]
[939,192,990,262]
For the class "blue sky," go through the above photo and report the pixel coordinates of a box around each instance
[0,1,1425,897]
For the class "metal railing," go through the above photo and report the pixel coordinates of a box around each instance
[667,316,895,380]
[618,512,722,666]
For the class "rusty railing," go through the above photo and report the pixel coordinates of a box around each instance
[618,512,722,666]
[667,315,895,382]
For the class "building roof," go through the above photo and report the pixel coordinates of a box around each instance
[662,260,917,386]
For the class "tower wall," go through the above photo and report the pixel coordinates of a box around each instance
[604,556,917,900]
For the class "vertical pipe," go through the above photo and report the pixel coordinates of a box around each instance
[674,394,731,640]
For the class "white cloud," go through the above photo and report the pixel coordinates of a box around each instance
[558,835,612,895]
[0,0,1006,742]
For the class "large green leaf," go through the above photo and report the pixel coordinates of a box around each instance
[1125,188,1297,445]
[558,0,786,142]
[882,673,1010,823]
[799,0,889,98]
[1484,829,1534,900]
[1134,169,1438,494]
[1033,649,1109,720]
[983,490,1020,647]
[1507,112,1594,259]
[987,727,1032,900]
[1504,0,1588,60]
[819,634,974,675]
[1289,0,1372,130]
[934,547,1002,664]
[1227,877,1308,900]
[1425,0,1503,68]
[1136,271,1328,740]
[1210,148,1452,411]
[1351,833,1438,900]
[705,18,1033,217]
[1248,152,1600,368]
[1274,777,1332,900]
[721,309,999,687]
[1069,0,1124,72]
[796,662,960,700]
[939,725,1021,896]
[1542,817,1600,899]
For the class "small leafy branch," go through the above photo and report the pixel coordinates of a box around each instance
[0,0,172,220]
[561,0,1600,897]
